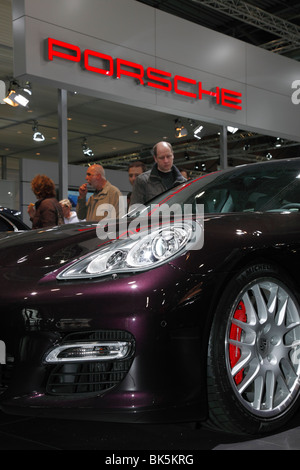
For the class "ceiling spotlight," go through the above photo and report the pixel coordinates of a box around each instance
[32,121,45,142]
[193,124,203,140]
[275,137,283,147]
[227,126,239,134]
[14,82,32,107]
[82,138,94,157]
[175,119,188,138]
[3,82,19,107]
[3,80,32,107]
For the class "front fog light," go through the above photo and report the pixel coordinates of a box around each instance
[45,341,131,363]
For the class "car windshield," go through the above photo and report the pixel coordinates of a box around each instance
[127,160,300,216]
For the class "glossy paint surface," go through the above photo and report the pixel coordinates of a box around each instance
[1,158,300,423]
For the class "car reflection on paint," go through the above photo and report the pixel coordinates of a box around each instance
[0,207,30,232]
[1,158,300,435]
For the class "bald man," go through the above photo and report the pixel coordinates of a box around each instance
[77,164,122,221]
[130,141,186,206]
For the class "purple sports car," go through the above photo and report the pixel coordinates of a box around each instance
[1,157,300,435]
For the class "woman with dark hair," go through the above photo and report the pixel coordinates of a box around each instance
[27,174,64,229]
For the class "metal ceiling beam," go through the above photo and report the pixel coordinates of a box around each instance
[86,133,299,170]
[191,0,300,49]
[261,38,299,54]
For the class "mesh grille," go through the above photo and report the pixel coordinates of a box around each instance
[46,330,135,396]
[64,330,134,342]
[46,358,133,395]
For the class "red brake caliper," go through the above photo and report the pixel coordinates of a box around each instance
[229,301,247,385]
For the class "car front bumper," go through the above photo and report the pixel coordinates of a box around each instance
[0,263,209,423]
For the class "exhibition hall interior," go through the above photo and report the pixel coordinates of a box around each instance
[1,0,300,451]
[1,0,300,212]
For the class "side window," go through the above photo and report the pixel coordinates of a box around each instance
[273,181,300,211]
[194,188,234,213]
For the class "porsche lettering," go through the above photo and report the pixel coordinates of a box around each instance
[47,38,242,110]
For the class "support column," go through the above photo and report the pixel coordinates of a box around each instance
[58,89,68,199]
[1,156,7,180]
[219,125,228,169]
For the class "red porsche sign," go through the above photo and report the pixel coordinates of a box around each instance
[47,38,242,110]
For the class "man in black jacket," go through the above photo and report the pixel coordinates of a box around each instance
[130,141,186,206]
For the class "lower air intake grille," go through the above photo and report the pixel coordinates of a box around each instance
[46,330,135,396]
[46,358,133,395]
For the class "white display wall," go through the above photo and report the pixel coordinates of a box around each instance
[12,0,300,141]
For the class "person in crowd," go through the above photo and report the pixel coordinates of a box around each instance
[128,161,147,187]
[59,198,80,224]
[76,163,122,221]
[127,161,147,207]
[129,141,186,206]
[27,174,64,229]
[179,168,190,180]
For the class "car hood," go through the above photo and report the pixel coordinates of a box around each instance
[0,212,298,272]
[0,222,100,269]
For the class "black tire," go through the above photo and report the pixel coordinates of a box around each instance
[207,261,300,435]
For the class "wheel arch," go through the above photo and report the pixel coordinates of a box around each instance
[209,245,300,316]
[188,245,300,413]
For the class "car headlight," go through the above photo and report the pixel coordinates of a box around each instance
[57,223,193,280]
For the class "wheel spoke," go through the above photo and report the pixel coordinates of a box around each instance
[251,284,269,323]
[276,297,288,326]
[253,375,264,410]
[236,359,260,394]
[241,291,259,325]
[265,370,276,410]
[229,345,252,378]
[267,287,278,315]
